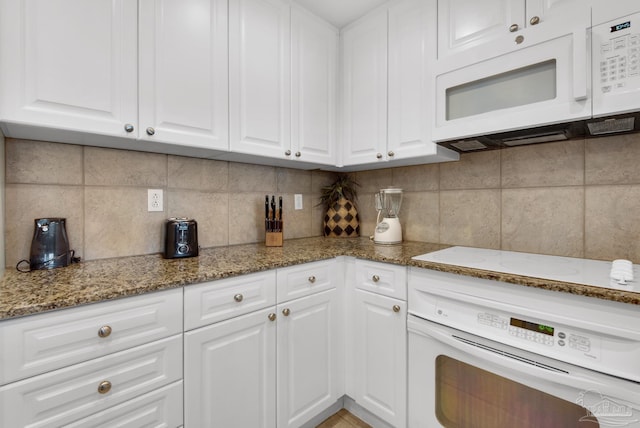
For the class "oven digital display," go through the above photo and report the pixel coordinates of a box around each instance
[510,318,554,336]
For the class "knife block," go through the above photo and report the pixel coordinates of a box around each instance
[265,230,283,247]
[265,220,283,247]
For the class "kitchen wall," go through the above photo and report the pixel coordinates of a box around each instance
[5,133,640,266]
[0,130,4,273]
[4,138,334,266]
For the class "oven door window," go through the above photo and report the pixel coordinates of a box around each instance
[435,355,599,428]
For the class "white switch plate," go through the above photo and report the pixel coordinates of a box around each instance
[148,189,163,212]
[294,194,303,210]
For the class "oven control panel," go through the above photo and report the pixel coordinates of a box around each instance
[474,310,599,361]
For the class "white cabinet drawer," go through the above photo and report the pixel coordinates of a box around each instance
[0,334,182,428]
[184,271,276,330]
[0,288,183,385]
[65,381,183,428]
[277,259,336,302]
[355,260,407,300]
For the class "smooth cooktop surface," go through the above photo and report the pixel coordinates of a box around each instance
[413,246,638,291]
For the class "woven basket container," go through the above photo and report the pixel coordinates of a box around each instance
[323,197,360,237]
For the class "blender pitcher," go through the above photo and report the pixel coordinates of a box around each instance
[374,188,403,244]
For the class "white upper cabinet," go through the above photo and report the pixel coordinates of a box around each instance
[341,0,458,168]
[290,6,338,165]
[341,9,388,166]
[0,0,138,138]
[437,0,585,68]
[139,0,229,151]
[229,0,291,159]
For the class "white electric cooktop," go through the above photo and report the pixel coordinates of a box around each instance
[412,246,638,291]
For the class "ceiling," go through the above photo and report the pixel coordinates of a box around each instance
[293,0,388,28]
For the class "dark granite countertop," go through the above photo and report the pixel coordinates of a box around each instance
[1,237,638,320]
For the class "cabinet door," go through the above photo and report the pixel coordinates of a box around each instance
[438,0,524,60]
[0,0,138,137]
[229,0,290,159]
[387,0,438,160]
[277,289,341,428]
[341,10,388,166]
[139,0,228,151]
[184,307,277,428]
[291,6,338,166]
[354,290,406,427]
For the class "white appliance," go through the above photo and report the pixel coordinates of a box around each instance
[408,247,640,428]
[373,188,403,244]
[432,5,591,144]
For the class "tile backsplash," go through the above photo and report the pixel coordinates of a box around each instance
[5,133,640,266]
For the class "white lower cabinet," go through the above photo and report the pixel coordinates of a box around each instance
[277,288,341,428]
[184,307,277,428]
[353,289,407,428]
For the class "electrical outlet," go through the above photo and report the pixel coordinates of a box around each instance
[148,189,163,212]
[294,194,303,210]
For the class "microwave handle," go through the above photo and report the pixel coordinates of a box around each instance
[573,28,588,101]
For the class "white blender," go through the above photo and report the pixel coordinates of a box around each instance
[374,188,403,244]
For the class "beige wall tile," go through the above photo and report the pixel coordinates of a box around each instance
[84,187,165,260]
[277,168,312,194]
[311,171,337,193]
[312,194,328,236]
[440,189,501,248]
[228,192,268,245]
[440,150,500,190]
[167,190,229,248]
[281,194,312,239]
[586,133,640,185]
[85,147,167,187]
[402,192,439,242]
[168,156,228,191]
[5,184,84,267]
[229,163,276,192]
[354,193,377,239]
[6,139,83,185]
[392,164,439,192]
[585,185,640,262]
[501,140,584,188]
[0,132,4,272]
[502,187,584,257]
[355,169,393,193]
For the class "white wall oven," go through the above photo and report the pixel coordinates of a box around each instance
[408,248,640,428]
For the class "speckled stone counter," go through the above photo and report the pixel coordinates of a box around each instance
[1,237,639,320]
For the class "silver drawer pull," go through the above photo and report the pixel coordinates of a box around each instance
[98,325,112,338]
[234,294,243,303]
[393,305,401,313]
[372,274,380,283]
[308,276,316,284]
[98,380,112,394]
[268,313,277,321]
[282,308,291,316]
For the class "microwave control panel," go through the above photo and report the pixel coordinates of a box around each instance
[594,12,640,95]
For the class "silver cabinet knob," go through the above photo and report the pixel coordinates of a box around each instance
[308,276,316,284]
[393,305,401,313]
[124,123,134,133]
[388,151,395,157]
[146,127,155,136]
[282,308,291,316]
[372,274,380,282]
[509,24,519,32]
[295,151,301,157]
[515,35,524,44]
[529,16,540,25]
[376,153,383,159]
[234,294,243,303]
[268,313,276,321]
[98,325,112,338]
[98,381,112,394]
[285,150,292,156]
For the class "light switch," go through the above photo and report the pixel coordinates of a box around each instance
[294,194,303,210]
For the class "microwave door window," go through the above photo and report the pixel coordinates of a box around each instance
[446,60,557,120]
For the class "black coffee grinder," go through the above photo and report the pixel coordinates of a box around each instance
[17,218,76,271]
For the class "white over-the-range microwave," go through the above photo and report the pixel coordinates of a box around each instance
[434,0,640,152]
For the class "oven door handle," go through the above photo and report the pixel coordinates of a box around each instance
[426,323,640,403]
